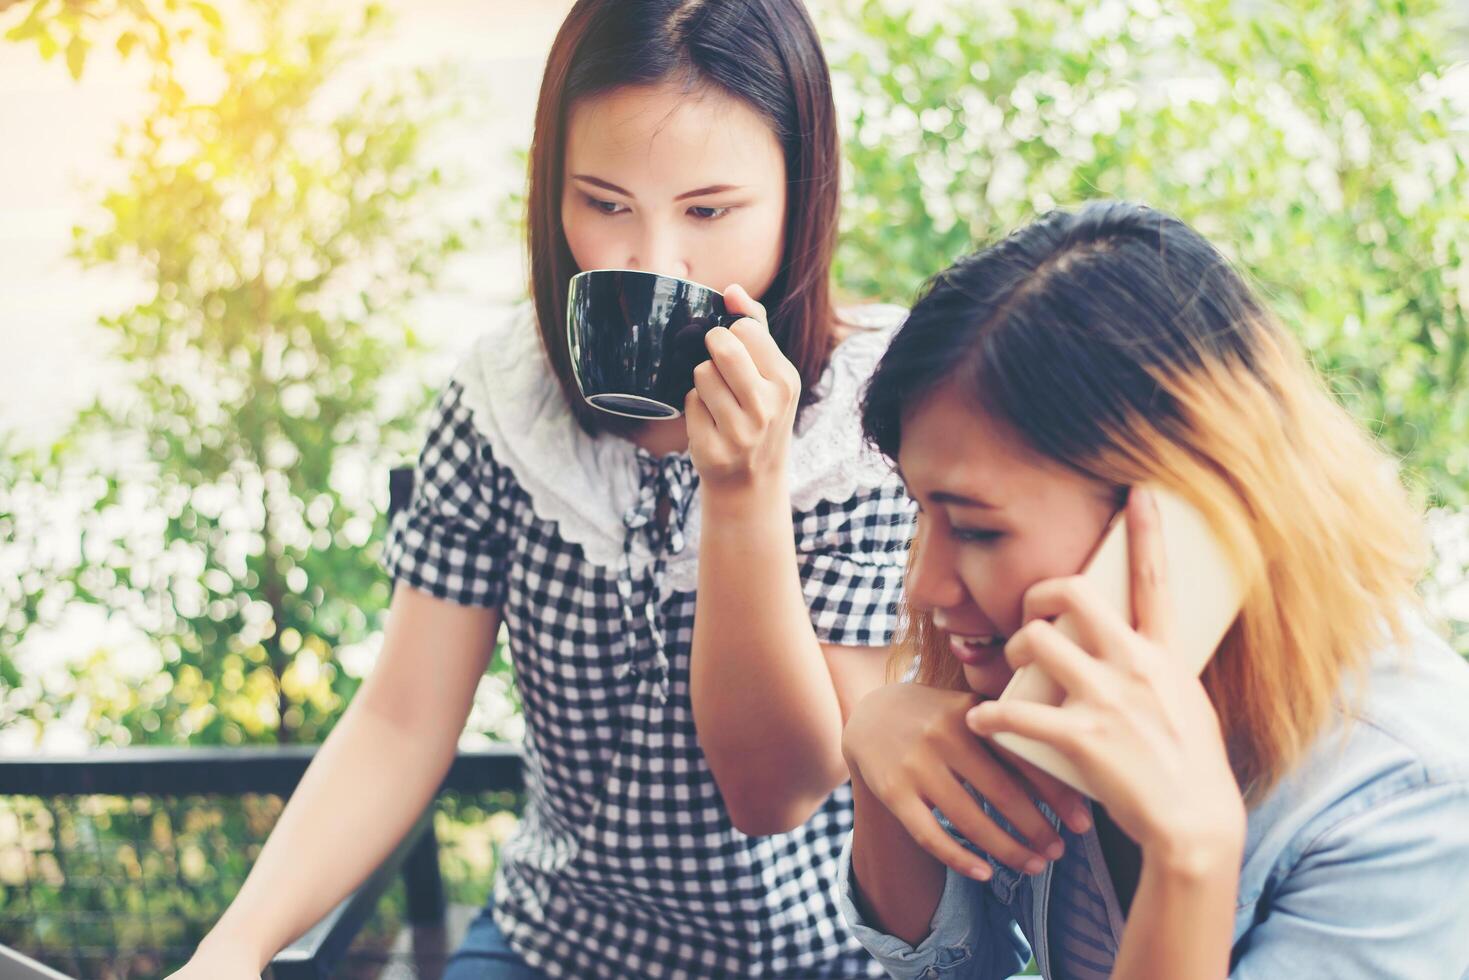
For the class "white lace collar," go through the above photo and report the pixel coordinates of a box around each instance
[451,302,907,589]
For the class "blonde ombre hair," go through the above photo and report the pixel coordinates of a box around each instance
[861,202,1426,801]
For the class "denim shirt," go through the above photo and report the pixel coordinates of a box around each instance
[837,617,1469,979]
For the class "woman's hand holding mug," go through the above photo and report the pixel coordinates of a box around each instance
[686,284,802,495]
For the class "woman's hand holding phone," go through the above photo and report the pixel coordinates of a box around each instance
[965,488,1246,865]
[843,682,1093,881]
[685,283,801,495]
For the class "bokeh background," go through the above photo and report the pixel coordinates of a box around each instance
[1,0,1466,976]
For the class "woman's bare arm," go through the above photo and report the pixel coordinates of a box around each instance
[847,770,948,945]
[692,487,892,835]
[174,586,500,975]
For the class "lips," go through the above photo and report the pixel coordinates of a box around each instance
[947,633,1007,666]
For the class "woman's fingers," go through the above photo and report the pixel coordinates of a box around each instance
[704,283,791,412]
[721,284,796,384]
[690,359,745,434]
[967,699,1086,766]
[1019,575,1133,665]
[946,742,1065,862]
[1003,619,1110,696]
[1126,486,1172,645]
[735,319,798,389]
[722,282,767,324]
[703,326,767,412]
[684,386,714,431]
[890,795,998,881]
[992,743,1093,834]
[921,774,1054,875]
[686,283,799,488]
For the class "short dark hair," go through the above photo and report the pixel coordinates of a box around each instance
[528,0,842,433]
[861,200,1265,476]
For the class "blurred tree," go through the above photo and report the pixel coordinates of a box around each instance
[827,0,1468,512]
[1,0,227,80]
[4,0,1463,745]
[1,0,478,746]
[0,438,65,735]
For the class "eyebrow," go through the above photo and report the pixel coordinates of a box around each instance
[894,464,1001,509]
[570,174,746,201]
[930,490,1000,510]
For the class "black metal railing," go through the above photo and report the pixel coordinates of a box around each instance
[0,745,522,979]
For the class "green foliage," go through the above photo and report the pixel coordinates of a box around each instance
[1,0,478,747]
[3,0,1464,743]
[0,439,66,735]
[828,0,1469,508]
[0,789,517,976]
[0,793,281,976]
[1,0,223,80]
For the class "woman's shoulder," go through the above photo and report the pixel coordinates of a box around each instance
[441,302,643,566]
[828,302,909,363]
[446,303,577,474]
[452,302,553,400]
[786,304,910,514]
[834,302,909,339]
[1281,617,1469,784]
[1344,616,1469,785]
[1233,617,1469,963]
[1245,617,1469,866]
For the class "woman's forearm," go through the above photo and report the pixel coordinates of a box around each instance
[691,481,848,835]
[848,773,947,946]
[1111,833,1242,980]
[194,696,462,970]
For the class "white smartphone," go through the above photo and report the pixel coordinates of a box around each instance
[990,485,1246,799]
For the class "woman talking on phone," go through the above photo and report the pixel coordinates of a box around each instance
[838,201,1469,978]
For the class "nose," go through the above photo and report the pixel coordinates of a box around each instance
[905,517,966,616]
[625,219,689,280]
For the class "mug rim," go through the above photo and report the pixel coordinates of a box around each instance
[585,392,684,420]
[569,268,725,298]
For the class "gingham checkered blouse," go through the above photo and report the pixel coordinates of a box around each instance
[383,304,914,978]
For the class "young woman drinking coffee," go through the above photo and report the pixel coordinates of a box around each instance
[171,1,956,976]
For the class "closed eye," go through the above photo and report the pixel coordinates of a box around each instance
[951,528,1003,545]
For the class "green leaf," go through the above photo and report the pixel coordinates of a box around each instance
[189,1,223,30]
[65,34,86,80]
[5,19,43,43]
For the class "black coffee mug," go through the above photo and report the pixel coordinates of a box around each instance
[567,269,743,420]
